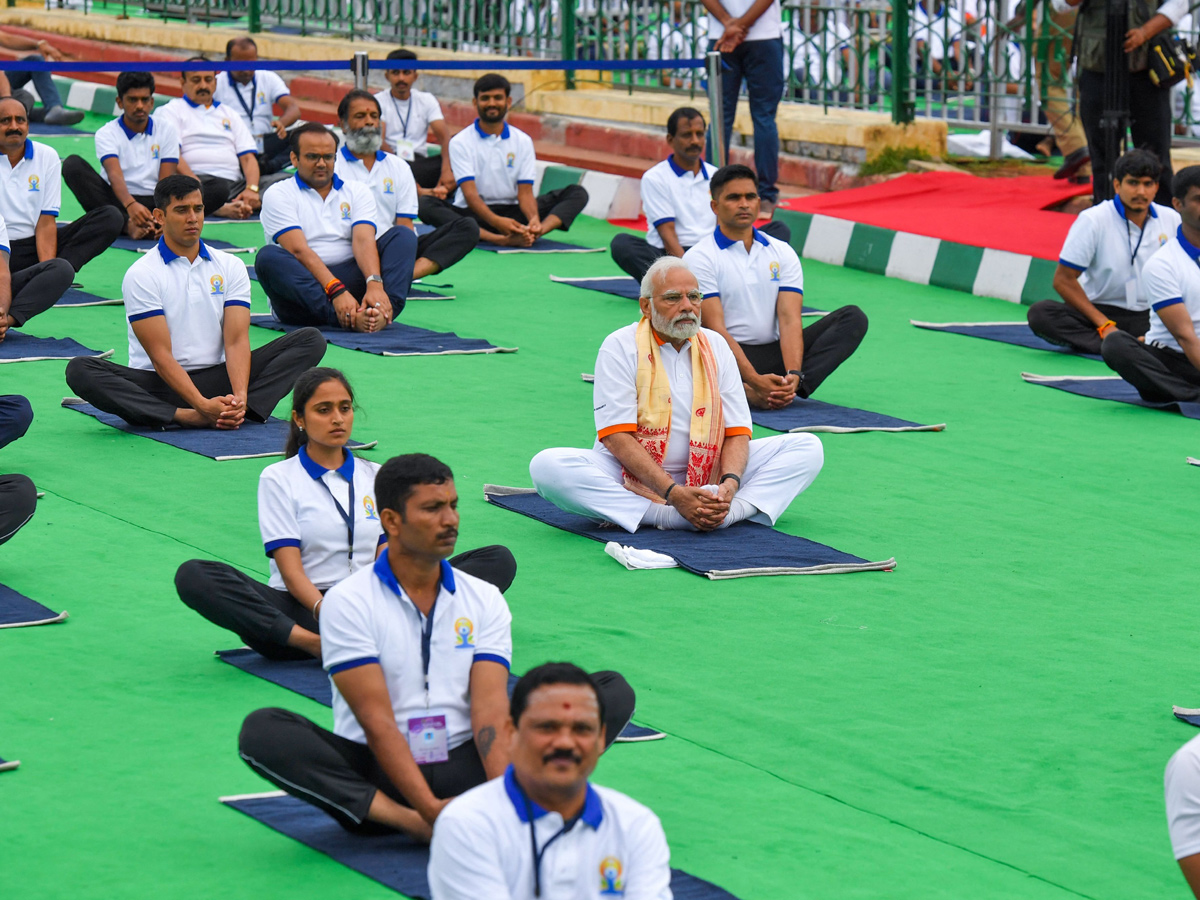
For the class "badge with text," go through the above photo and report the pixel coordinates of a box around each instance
[406,710,449,764]
[394,138,416,162]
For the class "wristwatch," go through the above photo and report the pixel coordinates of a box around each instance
[365,275,383,286]
[247,184,260,193]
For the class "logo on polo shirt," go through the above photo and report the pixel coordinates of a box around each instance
[1161,233,1170,246]
[505,152,514,169]
[340,202,351,220]
[599,857,625,895]
[362,495,379,520]
[383,178,394,194]
[151,144,160,159]
[453,617,474,649]
[210,274,225,295]
[257,91,265,103]
[221,118,231,131]
[27,175,38,192]
[768,261,780,281]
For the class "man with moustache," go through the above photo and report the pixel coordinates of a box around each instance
[417,73,588,248]
[428,663,671,900]
[530,256,824,533]
[334,90,477,281]
[0,96,122,279]
[255,122,415,331]
[214,37,302,176]
[610,107,790,284]
[375,48,454,195]
[237,455,636,841]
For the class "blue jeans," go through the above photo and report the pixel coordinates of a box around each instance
[255,226,417,327]
[9,55,64,109]
[712,38,784,203]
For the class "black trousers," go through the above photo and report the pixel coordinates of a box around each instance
[238,670,636,831]
[0,473,35,546]
[197,172,292,216]
[64,327,327,427]
[4,258,74,326]
[258,133,292,176]
[609,220,793,284]
[739,305,869,396]
[408,153,443,190]
[0,394,32,450]
[415,217,479,272]
[1078,68,1173,205]
[1027,299,1149,355]
[9,206,123,275]
[1102,329,1200,402]
[62,154,155,225]
[175,544,518,661]
[418,185,589,234]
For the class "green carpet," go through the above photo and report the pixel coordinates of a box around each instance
[2,143,1197,899]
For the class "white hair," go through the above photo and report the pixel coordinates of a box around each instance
[639,256,695,301]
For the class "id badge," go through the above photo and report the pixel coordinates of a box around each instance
[394,138,416,162]
[406,710,449,764]
[1125,277,1138,307]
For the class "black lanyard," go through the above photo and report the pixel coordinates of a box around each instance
[391,94,413,140]
[232,75,258,122]
[316,474,354,568]
[1127,216,1147,268]
[519,788,579,898]
[418,596,438,701]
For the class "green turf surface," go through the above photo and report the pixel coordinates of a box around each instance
[2,146,1198,899]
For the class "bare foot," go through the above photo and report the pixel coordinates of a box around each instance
[413,257,439,280]
[173,409,210,428]
[503,231,534,247]
[215,201,252,220]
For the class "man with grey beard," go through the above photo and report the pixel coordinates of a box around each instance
[334,90,478,280]
[530,256,824,532]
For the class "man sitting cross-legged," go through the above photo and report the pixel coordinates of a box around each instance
[64,175,326,428]
[255,122,417,332]
[530,256,824,533]
[418,73,588,248]
[684,164,868,410]
[0,208,74,340]
[237,454,636,841]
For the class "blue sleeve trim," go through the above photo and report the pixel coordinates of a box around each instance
[99,153,118,162]
[472,653,511,670]
[1153,297,1185,311]
[272,225,301,242]
[276,92,291,101]
[399,211,418,220]
[702,292,719,299]
[1057,257,1087,272]
[456,175,475,185]
[376,533,387,547]
[160,157,179,164]
[779,285,804,294]
[516,179,535,185]
[0,244,10,255]
[264,538,301,556]
[328,656,380,676]
[237,149,257,157]
[224,299,252,309]
[127,309,164,322]
[41,210,59,217]
[351,219,376,231]
[652,216,675,227]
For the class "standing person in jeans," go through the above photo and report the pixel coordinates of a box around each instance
[0,29,83,126]
[701,0,784,215]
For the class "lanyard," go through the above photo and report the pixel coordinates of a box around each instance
[232,74,258,122]
[316,474,354,569]
[419,596,438,706]
[1127,215,1147,268]
[391,94,413,139]
[519,789,579,898]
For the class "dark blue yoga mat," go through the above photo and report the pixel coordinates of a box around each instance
[55,288,121,307]
[223,793,740,900]
[476,237,605,254]
[61,399,378,461]
[1175,706,1200,727]
[111,236,253,254]
[28,121,89,135]
[250,314,516,357]
[0,584,67,628]
[751,398,945,434]
[243,264,454,301]
[216,648,664,742]
[550,276,828,315]
[0,332,111,363]
[1022,374,1200,419]
[912,320,1103,361]
[485,489,895,578]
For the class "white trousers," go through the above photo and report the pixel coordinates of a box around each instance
[529,434,824,533]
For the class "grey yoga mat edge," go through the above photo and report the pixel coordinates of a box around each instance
[0,583,68,629]
[0,759,20,772]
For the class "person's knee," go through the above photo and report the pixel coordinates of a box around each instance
[174,559,212,606]
[91,205,124,237]
[3,396,33,439]
[62,154,89,178]
[592,670,636,737]
[1101,330,1138,367]
[289,326,329,362]
[467,545,518,593]
[837,304,869,341]
[563,184,589,204]
[3,473,37,513]
[780,432,824,471]
[1026,299,1056,333]
[43,257,75,290]
[64,356,102,395]
[530,448,569,489]
[238,707,295,761]
[452,216,480,242]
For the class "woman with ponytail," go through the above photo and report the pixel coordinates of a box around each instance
[175,367,516,659]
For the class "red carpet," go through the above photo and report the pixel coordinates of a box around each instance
[778,172,1092,261]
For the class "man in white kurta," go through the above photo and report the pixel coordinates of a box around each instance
[530,257,823,533]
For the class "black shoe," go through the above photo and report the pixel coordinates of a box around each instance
[1054,147,1090,180]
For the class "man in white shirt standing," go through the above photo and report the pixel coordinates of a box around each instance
[684,165,867,409]
[1103,165,1200,402]
[0,97,122,278]
[335,89,477,282]
[64,174,325,427]
[62,71,180,240]
[214,37,302,176]
[376,48,454,195]
[429,662,672,900]
[610,106,789,284]
[1029,149,1179,355]
[419,74,589,248]
[256,122,416,331]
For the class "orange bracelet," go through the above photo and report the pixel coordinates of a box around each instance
[1097,320,1117,338]
[324,277,341,293]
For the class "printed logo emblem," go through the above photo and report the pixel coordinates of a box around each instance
[1160,233,1170,246]
[454,617,474,649]
[599,857,625,896]
[221,118,231,131]
[383,177,394,194]
[696,406,706,418]
[769,261,780,281]
[340,202,351,220]
[362,496,379,520]
[257,91,265,103]
[27,175,38,192]
[151,143,160,159]
[210,274,225,295]
[505,152,515,169]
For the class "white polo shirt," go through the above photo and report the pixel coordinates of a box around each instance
[707,0,782,41]
[429,767,672,900]
[122,237,251,371]
[94,115,180,197]
[374,87,443,158]
[449,120,536,208]
[0,139,61,240]
[258,448,386,592]
[320,550,513,746]
[684,227,804,345]
[158,95,257,181]
[592,322,752,479]
[1058,196,1178,310]
[1142,227,1200,353]
[213,70,290,150]
[0,212,12,255]
[641,157,717,250]
[1167,734,1200,860]
[260,172,378,266]
[333,145,418,235]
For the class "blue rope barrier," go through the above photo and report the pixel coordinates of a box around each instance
[0,57,705,72]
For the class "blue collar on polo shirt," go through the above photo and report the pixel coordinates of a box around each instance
[118,116,154,140]
[182,94,219,109]
[1177,225,1200,261]
[295,172,345,191]
[21,139,33,161]
[373,548,457,596]
[667,155,708,179]
[504,766,604,828]
[713,225,769,250]
[298,444,354,481]
[473,119,511,140]
[1113,194,1158,221]
[339,145,386,164]
[156,236,212,264]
